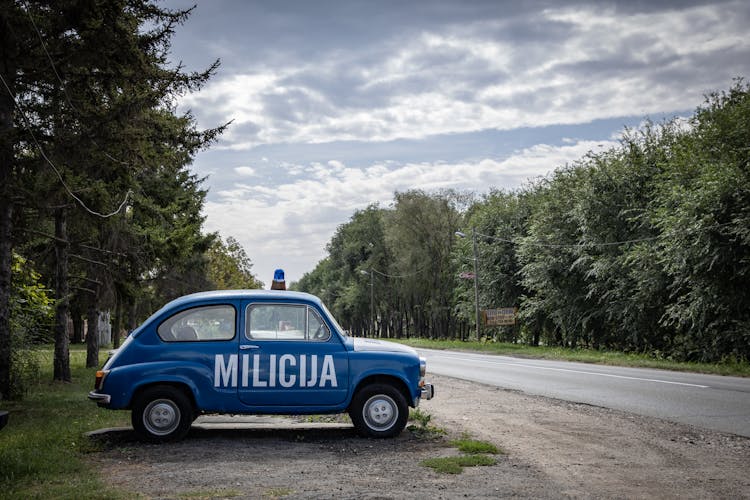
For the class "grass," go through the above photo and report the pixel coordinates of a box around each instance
[391,338,750,377]
[0,344,132,499]
[450,437,501,455]
[410,412,500,475]
[421,454,497,474]
[422,435,500,475]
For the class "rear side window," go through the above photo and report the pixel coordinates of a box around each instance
[158,305,236,342]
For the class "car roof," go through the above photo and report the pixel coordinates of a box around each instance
[163,289,322,308]
[129,290,325,340]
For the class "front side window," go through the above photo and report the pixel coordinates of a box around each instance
[246,304,330,341]
[158,305,236,342]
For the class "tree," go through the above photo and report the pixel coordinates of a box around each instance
[385,190,463,339]
[206,236,263,290]
[1,0,225,392]
[653,81,750,361]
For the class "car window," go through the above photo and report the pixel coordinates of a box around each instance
[246,304,330,341]
[158,305,236,342]
[307,308,330,341]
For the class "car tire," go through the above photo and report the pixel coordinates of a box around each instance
[131,386,193,442]
[349,383,408,438]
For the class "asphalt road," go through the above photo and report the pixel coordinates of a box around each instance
[417,348,750,437]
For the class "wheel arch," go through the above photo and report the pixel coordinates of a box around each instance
[350,374,412,410]
[129,381,198,414]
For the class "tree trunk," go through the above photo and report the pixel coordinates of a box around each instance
[0,24,16,400]
[53,207,71,382]
[86,296,99,368]
[112,293,122,349]
[0,196,12,400]
[71,300,84,344]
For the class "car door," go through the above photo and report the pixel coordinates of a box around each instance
[237,300,349,407]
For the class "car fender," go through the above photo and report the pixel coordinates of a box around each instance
[104,361,214,409]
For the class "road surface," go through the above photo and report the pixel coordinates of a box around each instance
[418,348,750,437]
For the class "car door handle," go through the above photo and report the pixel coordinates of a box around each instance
[240,344,260,350]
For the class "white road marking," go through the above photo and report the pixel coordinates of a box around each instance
[422,351,710,388]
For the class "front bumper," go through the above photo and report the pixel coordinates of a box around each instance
[88,391,111,406]
[421,383,435,400]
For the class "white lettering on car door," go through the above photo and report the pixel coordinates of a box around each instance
[214,354,337,389]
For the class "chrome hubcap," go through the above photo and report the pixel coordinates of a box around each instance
[363,395,397,431]
[144,399,180,436]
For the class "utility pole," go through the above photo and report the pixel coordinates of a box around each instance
[360,269,374,337]
[456,228,481,341]
[369,268,374,337]
[471,227,481,341]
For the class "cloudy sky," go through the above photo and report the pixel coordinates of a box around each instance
[162,0,750,285]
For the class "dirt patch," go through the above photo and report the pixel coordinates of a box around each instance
[91,374,750,499]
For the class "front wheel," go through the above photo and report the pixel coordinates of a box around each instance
[348,383,408,438]
[131,386,193,442]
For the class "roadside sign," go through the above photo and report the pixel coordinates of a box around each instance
[483,307,517,326]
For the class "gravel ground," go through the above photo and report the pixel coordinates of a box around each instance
[91,373,750,499]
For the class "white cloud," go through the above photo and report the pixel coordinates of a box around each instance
[234,166,256,176]
[203,137,617,283]
[179,2,749,150]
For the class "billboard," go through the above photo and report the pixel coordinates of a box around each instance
[483,307,517,326]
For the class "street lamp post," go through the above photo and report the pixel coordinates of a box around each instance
[360,269,374,337]
[456,228,481,341]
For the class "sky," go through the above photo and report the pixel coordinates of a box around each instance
[161,0,750,286]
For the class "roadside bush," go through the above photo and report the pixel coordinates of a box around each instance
[7,253,53,399]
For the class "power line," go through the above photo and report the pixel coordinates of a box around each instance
[0,71,131,219]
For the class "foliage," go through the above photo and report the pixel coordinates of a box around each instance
[299,86,749,363]
[0,0,266,393]
[206,235,264,290]
[6,253,53,399]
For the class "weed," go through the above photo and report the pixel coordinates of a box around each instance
[407,409,445,439]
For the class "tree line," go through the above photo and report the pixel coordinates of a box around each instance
[0,1,261,400]
[296,80,750,364]
[1,2,746,401]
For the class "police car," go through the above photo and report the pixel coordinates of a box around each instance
[88,290,434,442]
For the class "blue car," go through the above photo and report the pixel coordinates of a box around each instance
[89,290,434,441]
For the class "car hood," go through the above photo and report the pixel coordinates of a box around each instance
[351,337,418,355]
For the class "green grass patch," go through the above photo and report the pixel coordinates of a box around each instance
[391,338,750,377]
[421,454,497,474]
[450,438,501,455]
[419,428,501,474]
[0,344,132,499]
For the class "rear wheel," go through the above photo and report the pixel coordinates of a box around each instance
[349,383,408,438]
[131,386,193,442]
